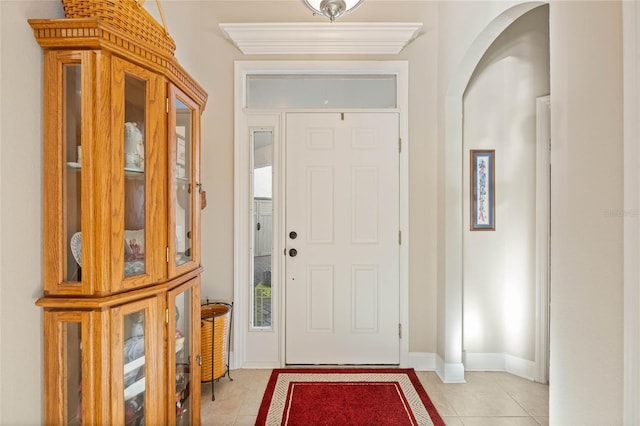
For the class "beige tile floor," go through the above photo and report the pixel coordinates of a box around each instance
[200,369,549,426]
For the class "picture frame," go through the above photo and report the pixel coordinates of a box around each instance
[470,149,495,231]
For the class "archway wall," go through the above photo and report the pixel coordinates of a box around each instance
[462,5,549,370]
[435,0,547,382]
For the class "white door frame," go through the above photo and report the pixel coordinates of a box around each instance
[233,61,409,369]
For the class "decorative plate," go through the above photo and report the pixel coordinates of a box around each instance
[70,232,82,266]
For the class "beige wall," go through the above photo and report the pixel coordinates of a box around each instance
[1,2,63,423]
[152,0,441,353]
[549,2,624,423]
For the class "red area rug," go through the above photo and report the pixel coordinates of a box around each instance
[255,368,445,426]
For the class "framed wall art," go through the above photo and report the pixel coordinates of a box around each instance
[470,149,495,231]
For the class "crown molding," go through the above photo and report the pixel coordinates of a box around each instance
[219,22,423,55]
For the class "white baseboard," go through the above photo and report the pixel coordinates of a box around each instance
[463,352,535,381]
[435,354,466,383]
[505,354,535,380]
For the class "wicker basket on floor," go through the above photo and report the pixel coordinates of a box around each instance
[201,303,232,382]
[60,0,176,56]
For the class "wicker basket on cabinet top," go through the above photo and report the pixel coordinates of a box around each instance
[61,0,176,56]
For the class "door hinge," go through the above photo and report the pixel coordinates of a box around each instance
[166,97,169,114]
[166,308,169,324]
[399,323,402,339]
[341,112,345,121]
[399,138,402,153]
[166,247,170,263]
[399,230,402,245]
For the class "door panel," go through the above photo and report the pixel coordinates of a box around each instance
[285,112,400,364]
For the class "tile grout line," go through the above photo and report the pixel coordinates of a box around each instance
[504,389,541,424]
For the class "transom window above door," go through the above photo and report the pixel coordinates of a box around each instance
[246,74,397,109]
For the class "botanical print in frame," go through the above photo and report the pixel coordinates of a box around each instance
[470,149,495,231]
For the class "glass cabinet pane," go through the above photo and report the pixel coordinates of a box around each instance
[65,322,82,425]
[124,75,146,278]
[174,288,192,424]
[123,310,146,424]
[64,64,82,282]
[175,99,192,267]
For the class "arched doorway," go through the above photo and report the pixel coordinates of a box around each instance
[438,1,549,384]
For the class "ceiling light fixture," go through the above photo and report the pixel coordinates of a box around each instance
[303,0,365,23]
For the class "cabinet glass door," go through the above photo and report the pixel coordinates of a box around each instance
[168,278,200,425]
[112,297,163,425]
[64,63,82,283]
[174,98,191,267]
[169,86,201,277]
[123,309,146,423]
[123,74,147,278]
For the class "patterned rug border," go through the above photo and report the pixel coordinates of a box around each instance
[255,368,445,426]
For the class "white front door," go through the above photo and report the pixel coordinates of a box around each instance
[285,112,400,364]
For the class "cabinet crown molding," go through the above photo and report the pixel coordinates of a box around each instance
[29,18,208,108]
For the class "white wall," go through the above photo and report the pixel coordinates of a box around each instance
[462,5,549,367]
[549,2,623,424]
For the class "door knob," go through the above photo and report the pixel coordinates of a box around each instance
[289,231,297,239]
[289,248,298,257]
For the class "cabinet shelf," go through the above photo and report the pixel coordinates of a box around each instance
[125,166,144,174]
[66,162,144,174]
[124,355,146,375]
[124,377,146,400]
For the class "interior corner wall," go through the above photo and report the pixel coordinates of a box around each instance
[549,2,624,424]
[462,5,549,365]
[1,2,64,424]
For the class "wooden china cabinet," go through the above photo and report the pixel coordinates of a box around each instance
[29,7,207,425]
